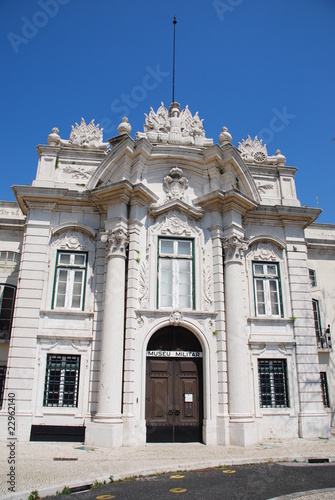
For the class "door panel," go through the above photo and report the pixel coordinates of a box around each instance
[146,358,202,443]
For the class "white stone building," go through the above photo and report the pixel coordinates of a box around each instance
[0,102,334,447]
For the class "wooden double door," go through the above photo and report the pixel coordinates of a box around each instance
[146,356,203,443]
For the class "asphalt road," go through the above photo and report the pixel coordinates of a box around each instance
[42,462,335,500]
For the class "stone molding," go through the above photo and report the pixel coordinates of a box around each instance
[51,230,95,251]
[246,241,283,261]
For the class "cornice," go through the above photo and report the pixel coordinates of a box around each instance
[194,189,258,215]
[12,185,93,215]
[37,143,107,161]
[245,205,322,228]
[91,180,157,207]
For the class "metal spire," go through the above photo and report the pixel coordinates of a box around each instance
[172,15,177,104]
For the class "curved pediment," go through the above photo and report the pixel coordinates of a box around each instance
[149,198,203,220]
[85,131,261,218]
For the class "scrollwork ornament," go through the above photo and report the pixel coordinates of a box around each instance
[101,227,129,258]
[139,257,149,309]
[203,264,213,311]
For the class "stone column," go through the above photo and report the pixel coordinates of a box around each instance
[223,235,259,446]
[86,225,129,447]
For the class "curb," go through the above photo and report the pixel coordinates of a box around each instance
[2,454,335,500]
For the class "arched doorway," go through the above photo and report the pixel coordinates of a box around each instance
[145,326,203,443]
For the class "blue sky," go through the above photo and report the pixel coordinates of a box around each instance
[1,0,334,223]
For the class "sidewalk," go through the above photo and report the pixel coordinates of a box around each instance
[1,436,335,499]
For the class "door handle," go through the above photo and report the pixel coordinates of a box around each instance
[175,405,180,416]
[168,406,173,416]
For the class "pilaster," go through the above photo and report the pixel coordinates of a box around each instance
[223,231,259,445]
[286,238,330,438]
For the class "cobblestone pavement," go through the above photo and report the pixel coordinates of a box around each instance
[1,436,335,499]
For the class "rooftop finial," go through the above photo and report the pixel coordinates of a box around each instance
[172,15,177,104]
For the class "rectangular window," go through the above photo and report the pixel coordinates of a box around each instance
[0,285,16,336]
[0,365,6,408]
[320,372,330,408]
[253,262,282,317]
[0,251,20,274]
[258,359,289,408]
[309,269,317,287]
[53,252,87,310]
[312,299,322,345]
[158,238,194,309]
[43,354,80,407]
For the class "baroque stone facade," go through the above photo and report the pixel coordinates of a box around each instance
[0,104,334,448]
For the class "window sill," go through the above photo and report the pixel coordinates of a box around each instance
[248,317,292,324]
[258,408,293,417]
[40,309,94,318]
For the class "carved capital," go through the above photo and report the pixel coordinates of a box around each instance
[222,235,248,262]
[101,227,129,258]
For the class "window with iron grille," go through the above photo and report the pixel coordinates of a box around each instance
[253,262,282,317]
[0,251,20,274]
[320,372,330,408]
[258,359,289,408]
[43,354,80,407]
[0,285,16,336]
[158,238,194,309]
[309,269,317,287]
[312,299,322,344]
[0,365,6,408]
[53,252,87,310]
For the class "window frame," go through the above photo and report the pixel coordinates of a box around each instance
[0,365,6,409]
[252,262,283,318]
[0,284,16,336]
[52,251,88,311]
[312,298,322,344]
[157,237,195,310]
[43,354,81,407]
[258,358,289,408]
[0,251,20,274]
[309,269,317,287]
[320,372,330,408]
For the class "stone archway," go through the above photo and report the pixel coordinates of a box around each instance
[145,326,203,443]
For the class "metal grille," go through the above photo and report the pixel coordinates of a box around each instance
[320,372,330,408]
[0,365,6,408]
[43,355,80,407]
[258,359,289,408]
[309,269,317,287]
